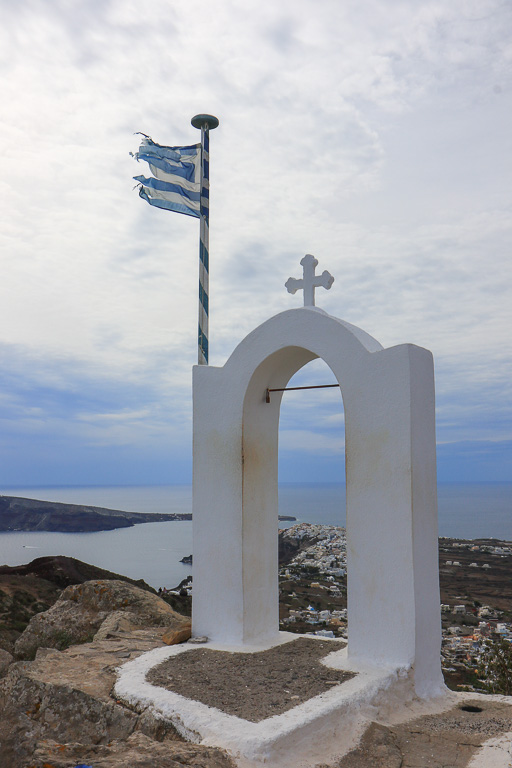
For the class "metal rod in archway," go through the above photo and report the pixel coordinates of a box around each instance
[265,383,340,403]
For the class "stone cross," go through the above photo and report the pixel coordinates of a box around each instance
[285,254,334,307]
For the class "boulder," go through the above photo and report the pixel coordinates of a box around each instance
[14,579,188,659]
[162,623,192,645]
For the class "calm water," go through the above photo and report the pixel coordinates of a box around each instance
[0,483,511,589]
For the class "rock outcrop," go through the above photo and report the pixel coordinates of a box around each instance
[0,554,157,592]
[0,632,234,768]
[0,578,234,768]
[0,556,163,656]
[14,578,189,660]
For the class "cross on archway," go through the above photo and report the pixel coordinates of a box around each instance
[285,254,334,306]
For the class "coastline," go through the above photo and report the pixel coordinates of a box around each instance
[1,481,512,539]
[0,482,511,591]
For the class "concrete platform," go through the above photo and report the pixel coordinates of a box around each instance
[115,632,454,768]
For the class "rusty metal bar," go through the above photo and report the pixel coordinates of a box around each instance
[265,383,340,403]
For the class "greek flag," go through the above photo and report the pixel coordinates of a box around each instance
[132,135,201,218]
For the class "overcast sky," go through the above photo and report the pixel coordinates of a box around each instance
[0,0,511,488]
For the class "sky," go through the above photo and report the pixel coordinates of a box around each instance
[0,0,511,487]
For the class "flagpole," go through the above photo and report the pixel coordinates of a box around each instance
[191,114,219,365]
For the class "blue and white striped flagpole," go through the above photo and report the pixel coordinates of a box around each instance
[191,114,219,365]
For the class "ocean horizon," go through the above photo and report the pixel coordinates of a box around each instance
[1,482,511,590]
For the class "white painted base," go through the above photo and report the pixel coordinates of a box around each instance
[115,633,450,768]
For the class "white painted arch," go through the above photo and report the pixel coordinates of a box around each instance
[192,307,443,696]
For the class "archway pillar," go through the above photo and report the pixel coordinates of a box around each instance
[343,343,441,695]
[192,364,247,645]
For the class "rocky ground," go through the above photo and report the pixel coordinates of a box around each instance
[0,631,235,768]
[0,577,234,768]
[336,698,512,768]
[0,569,511,767]
[1,543,512,767]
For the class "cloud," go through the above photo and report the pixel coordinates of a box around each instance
[76,409,150,423]
[0,0,511,483]
[279,430,345,456]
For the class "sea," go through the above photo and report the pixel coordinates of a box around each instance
[0,483,511,591]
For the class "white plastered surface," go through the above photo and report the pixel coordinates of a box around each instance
[115,633,454,768]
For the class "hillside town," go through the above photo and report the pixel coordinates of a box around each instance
[277,523,512,690]
[168,521,512,691]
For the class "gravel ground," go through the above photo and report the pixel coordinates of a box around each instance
[337,699,512,768]
[417,700,512,736]
[147,637,354,722]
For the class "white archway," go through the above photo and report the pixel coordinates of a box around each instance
[192,307,443,696]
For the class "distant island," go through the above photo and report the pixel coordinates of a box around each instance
[0,495,191,533]
[0,496,296,534]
